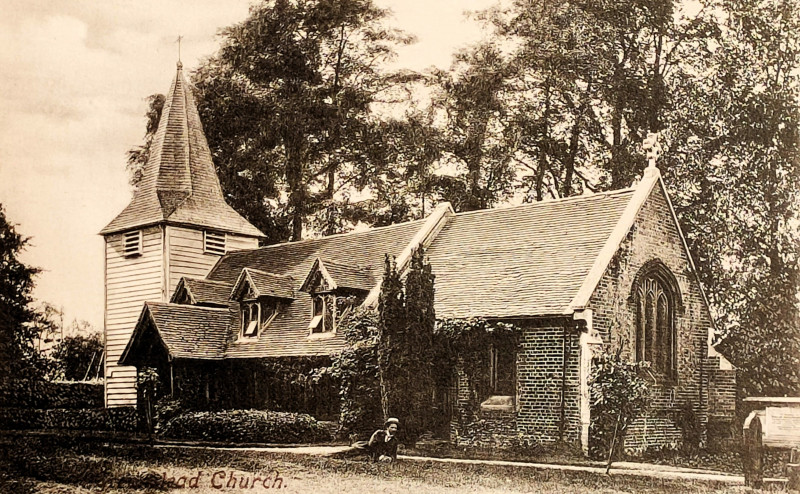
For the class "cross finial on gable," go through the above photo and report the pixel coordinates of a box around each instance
[643,131,662,170]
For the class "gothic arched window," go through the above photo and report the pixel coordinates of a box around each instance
[633,261,680,380]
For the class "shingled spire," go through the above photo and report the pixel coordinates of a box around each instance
[100,63,263,238]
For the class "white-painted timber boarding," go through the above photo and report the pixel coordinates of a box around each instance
[99,63,265,407]
[105,226,163,407]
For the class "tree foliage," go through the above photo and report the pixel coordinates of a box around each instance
[589,352,651,462]
[377,254,404,426]
[377,249,436,444]
[0,205,48,382]
[192,0,417,242]
[50,333,104,381]
[402,247,437,438]
[670,0,800,397]
[328,307,382,436]
[126,93,165,187]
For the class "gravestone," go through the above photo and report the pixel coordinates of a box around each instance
[743,406,800,488]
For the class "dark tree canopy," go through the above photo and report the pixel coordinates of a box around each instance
[51,332,104,381]
[192,0,417,242]
[0,205,47,382]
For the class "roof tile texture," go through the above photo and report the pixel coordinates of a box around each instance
[427,190,634,318]
[132,190,637,360]
[145,302,230,359]
[100,65,263,237]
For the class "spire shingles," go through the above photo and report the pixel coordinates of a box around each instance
[100,64,263,238]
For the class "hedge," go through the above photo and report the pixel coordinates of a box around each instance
[0,380,103,409]
[0,407,137,432]
[161,409,332,443]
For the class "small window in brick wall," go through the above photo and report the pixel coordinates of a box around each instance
[204,231,226,255]
[490,342,516,396]
[123,230,142,257]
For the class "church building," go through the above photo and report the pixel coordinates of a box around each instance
[99,63,264,407]
[106,64,736,453]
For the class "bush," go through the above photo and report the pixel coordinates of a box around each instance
[589,352,650,461]
[161,409,332,443]
[50,333,104,381]
[0,380,103,409]
[0,406,137,432]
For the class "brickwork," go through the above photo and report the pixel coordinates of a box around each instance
[517,319,582,443]
[452,318,582,448]
[448,184,735,454]
[706,357,736,419]
[587,185,732,452]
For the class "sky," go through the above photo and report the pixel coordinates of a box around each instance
[0,0,496,331]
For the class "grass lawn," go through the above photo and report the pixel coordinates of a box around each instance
[0,435,756,494]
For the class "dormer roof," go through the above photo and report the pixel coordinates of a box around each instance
[170,277,232,307]
[299,258,376,293]
[231,268,296,301]
[100,63,264,238]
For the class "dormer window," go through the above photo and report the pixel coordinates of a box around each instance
[204,231,226,256]
[123,230,142,257]
[241,302,260,338]
[309,294,334,334]
[240,300,278,340]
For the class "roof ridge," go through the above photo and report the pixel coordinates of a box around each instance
[452,188,636,219]
[319,258,373,270]
[146,301,230,311]
[184,277,232,286]
[221,217,428,257]
[243,267,295,280]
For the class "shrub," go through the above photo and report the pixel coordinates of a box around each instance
[161,409,332,443]
[0,380,103,409]
[50,333,104,381]
[589,352,650,461]
[0,406,137,432]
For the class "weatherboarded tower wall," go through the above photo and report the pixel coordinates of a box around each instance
[100,63,264,407]
[103,226,258,407]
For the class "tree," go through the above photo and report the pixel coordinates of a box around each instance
[127,93,165,187]
[51,332,104,381]
[589,352,650,465]
[430,43,518,211]
[401,247,436,440]
[377,254,404,424]
[328,307,382,436]
[0,204,48,382]
[192,0,417,242]
[376,248,436,444]
[688,0,800,397]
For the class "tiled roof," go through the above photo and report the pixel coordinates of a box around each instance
[321,259,376,291]
[172,277,232,306]
[426,189,635,318]
[208,220,425,285]
[99,64,263,238]
[299,258,376,292]
[206,219,426,358]
[123,188,641,362]
[232,268,296,300]
[121,302,231,362]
